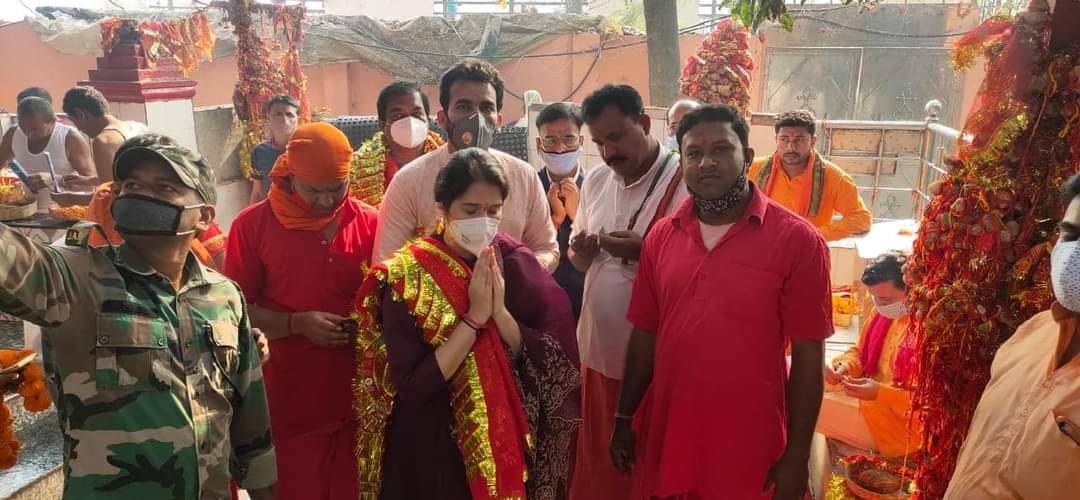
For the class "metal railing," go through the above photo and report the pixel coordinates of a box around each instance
[435,0,586,18]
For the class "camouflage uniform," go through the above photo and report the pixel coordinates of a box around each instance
[0,137,275,499]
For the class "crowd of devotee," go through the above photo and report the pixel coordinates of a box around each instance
[0,56,1077,500]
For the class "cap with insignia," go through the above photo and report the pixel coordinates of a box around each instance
[113,135,217,205]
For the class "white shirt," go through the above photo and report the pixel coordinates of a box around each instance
[12,122,76,212]
[573,147,688,378]
[374,144,560,271]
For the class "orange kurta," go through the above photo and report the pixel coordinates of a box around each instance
[831,314,922,456]
[748,154,872,241]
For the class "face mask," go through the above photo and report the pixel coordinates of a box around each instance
[664,135,679,152]
[112,193,205,237]
[447,216,500,257]
[690,171,748,216]
[541,149,580,177]
[448,112,496,150]
[389,116,429,149]
[1051,240,1080,313]
[875,298,909,320]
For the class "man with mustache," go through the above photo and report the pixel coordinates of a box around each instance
[748,109,871,241]
[568,84,687,500]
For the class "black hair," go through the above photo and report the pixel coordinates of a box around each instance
[535,102,583,130]
[1063,171,1080,204]
[17,87,52,104]
[774,109,816,135]
[264,94,300,115]
[17,96,55,121]
[675,104,750,150]
[861,252,908,291]
[62,86,110,117]
[581,84,644,123]
[439,58,505,112]
[377,81,431,122]
[434,147,509,207]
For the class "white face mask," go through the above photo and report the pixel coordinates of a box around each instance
[874,298,909,320]
[1051,240,1080,313]
[447,216,500,258]
[389,116,429,149]
[664,134,679,152]
[541,149,580,177]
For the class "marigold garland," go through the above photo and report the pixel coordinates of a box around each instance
[906,1,1080,497]
[229,0,311,180]
[0,349,52,470]
[679,18,754,115]
[100,11,215,76]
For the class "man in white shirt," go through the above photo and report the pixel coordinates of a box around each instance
[568,84,688,500]
[374,58,558,271]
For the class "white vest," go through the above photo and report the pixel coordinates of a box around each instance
[12,122,76,211]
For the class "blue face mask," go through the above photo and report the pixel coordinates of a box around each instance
[540,149,580,177]
[112,193,205,237]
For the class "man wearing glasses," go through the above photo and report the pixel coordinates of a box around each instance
[748,109,871,241]
[535,102,586,319]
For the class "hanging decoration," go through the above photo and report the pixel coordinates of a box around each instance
[99,11,216,76]
[679,18,754,115]
[1,349,52,470]
[229,0,311,180]
[905,0,1080,497]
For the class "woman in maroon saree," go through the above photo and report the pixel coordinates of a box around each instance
[353,147,581,500]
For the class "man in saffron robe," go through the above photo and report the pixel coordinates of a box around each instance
[353,148,580,499]
[748,109,871,241]
[349,80,444,207]
[225,122,379,500]
[612,105,832,499]
[820,252,922,457]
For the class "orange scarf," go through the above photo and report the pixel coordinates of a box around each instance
[268,122,354,231]
[85,182,216,268]
[760,151,825,218]
[354,237,530,499]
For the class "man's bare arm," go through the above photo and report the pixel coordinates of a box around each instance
[65,131,96,177]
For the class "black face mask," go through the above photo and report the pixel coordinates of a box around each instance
[447,112,496,150]
[112,193,205,237]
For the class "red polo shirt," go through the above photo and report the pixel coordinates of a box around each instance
[626,184,833,499]
[224,198,378,439]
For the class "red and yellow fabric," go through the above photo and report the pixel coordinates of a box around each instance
[749,152,872,241]
[831,314,923,457]
[349,131,443,207]
[353,236,531,499]
[85,182,223,269]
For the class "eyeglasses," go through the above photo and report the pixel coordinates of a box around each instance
[540,136,581,148]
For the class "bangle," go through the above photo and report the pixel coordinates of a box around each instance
[461,315,482,332]
[287,313,297,336]
[614,412,634,421]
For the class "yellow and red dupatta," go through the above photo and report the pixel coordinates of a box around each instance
[353,236,531,499]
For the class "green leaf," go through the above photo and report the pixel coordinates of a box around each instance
[780,12,794,32]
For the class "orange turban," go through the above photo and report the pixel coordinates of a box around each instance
[268,122,354,231]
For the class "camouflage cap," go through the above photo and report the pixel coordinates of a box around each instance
[113,136,217,205]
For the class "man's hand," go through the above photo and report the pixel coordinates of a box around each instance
[247,485,275,500]
[253,328,271,363]
[762,452,810,500]
[25,172,52,192]
[598,230,644,261]
[548,182,566,226]
[842,377,880,401]
[609,419,637,475]
[290,311,349,348]
[558,179,580,221]
[824,363,846,386]
[570,231,600,260]
[60,173,99,191]
[0,371,20,394]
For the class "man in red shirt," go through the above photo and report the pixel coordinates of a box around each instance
[225,123,378,499]
[611,105,832,499]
